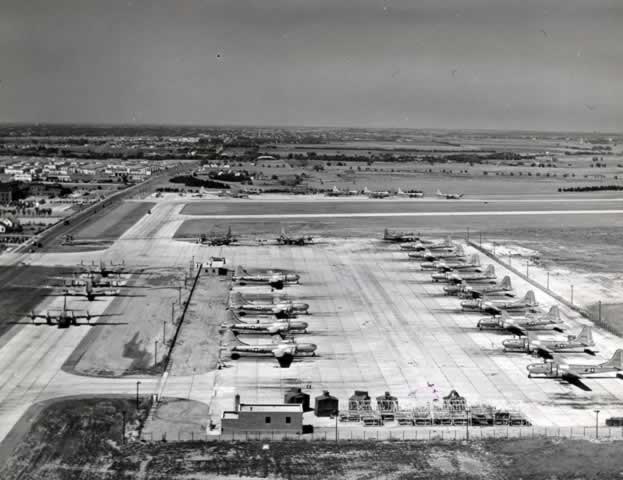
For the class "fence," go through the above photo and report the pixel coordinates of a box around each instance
[466,235,623,337]
[139,425,623,443]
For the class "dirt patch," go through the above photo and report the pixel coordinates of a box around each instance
[168,273,230,376]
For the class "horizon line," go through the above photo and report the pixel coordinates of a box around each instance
[0,122,620,137]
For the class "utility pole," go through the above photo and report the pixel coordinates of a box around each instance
[154,340,158,368]
[595,409,600,439]
[136,381,141,410]
[122,410,126,445]
[547,272,550,290]
[465,407,470,441]
[163,320,166,345]
[479,232,482,246]
[334,409,339,443]
[526,261,529,277]
[171,302,175,324]
[178,285,182,305]
[466,227,470,242]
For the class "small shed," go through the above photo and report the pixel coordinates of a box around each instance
[284,388,311,412]
[443,390,467,412]
[314,391,338,417]
[348,390,372,411]
[376,392,399,412]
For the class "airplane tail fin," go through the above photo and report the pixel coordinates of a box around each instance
[546,305,560,322]
[523,290,537,306]
[229,291,243,307]
[275,353,294,368]
[470,254,480,266]
[229,332,248,346]
[436,189,443,196]
[577,326,593,345]
[364,186,370,193]
[397,188,404,194]
[383,228,389,239]
[455,245,465,256]
[484,264,495,276]
[603,349,623,369]
[499,275,511,290]
[227,226,232,238]
[500,309,511,321]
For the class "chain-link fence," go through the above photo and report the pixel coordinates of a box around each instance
[140,425,623,443]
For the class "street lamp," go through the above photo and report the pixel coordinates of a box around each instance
[465,407,471,441]
[136,381,142,410]
[333,409,339,443]
[595,409,600,439]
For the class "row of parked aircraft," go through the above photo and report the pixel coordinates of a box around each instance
[388,229,623,392]
[327,186,463,199]
[197,227,313,246]
[220,267,317,367]
[9,259,171,328]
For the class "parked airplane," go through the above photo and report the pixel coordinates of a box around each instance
[404,236,454,252]
[217,190,249,199]
[229,292,309,317]
[61,281,122,301]
[444,266,497,284]
[384,228,418,243]
[396,188,424,198]
[454,275,513,298]
[53,273,127,288]
[199,226,237,246]
[76,259,148,278]
[225,334,317,359]
[526,349,623,390]
[364,186,391,198]
[232,267,300,290]
[429,255,482,277]
[276,228,313,246]
[503,326,595,358]
[461,291,538,315]
[409,246,466,262]
[221,319,309,335]
[476,306,563,334]
[10,296,123,328]
[436,189,463,199]
[326,186,358,197]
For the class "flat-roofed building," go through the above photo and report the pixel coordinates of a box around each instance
[221,403,303,435]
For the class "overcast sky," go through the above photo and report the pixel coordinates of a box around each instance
[1,0,621,131]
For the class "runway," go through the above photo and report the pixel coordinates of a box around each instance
[175,209,623,219]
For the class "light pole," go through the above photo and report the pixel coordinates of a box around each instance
[595,409,600,439]
[122,410,126,445]
[465,407,470,441]
[163,320,166,345]
[136,381,141,410]
[154,340,158,368]
[547,272,550,290]
[334,409,339,443]
[526,261,529,277]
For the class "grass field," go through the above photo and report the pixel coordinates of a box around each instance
[5,395,623,480]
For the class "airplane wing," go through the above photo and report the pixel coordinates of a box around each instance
[560,372,592,391]
[535,346,554,360]
[505,324,526,337]
[73,321,129,326]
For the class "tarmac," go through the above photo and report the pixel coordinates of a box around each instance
[1,194,623,444]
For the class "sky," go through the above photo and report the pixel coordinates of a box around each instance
[1,0,621,132]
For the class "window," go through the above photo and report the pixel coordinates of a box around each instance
[265,416,271,424]
[285,416,291,424]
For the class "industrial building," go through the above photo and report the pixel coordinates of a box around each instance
[221,399,303,435]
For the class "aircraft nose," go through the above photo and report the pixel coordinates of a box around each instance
[502,339,519,349]
[295,303,310,311]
